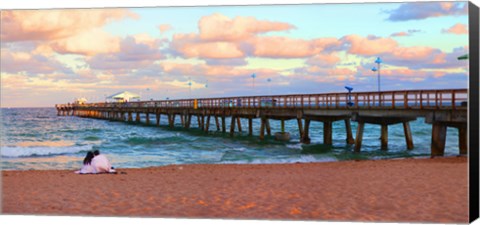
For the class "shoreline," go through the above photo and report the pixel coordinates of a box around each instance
[2,156,468,223]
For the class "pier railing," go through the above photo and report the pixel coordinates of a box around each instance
[57,89,467,111]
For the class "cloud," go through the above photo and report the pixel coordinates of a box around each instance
[198,13,295,41]
[390,29,421,37]
[87,35,163,71]
[1,49,73,75]
[386,2,467,21]
[341,35,398,56]
[169,13,337,60]
[306,53,341,68]
[1,9,138,42]
[48,29,122,56]
[170,33,245,59]
[247,36,341,58]
[382,46,467,69]
[158,24,173,34]
[442,23,468,35]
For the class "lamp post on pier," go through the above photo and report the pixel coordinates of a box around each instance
[251,73,256,91]
[371,57,382,92]
[188,77,192,98]
[267,78,272,95]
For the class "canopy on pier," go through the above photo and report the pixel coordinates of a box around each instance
[107,91,140,102]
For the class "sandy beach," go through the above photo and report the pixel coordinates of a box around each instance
[2,157,468,223]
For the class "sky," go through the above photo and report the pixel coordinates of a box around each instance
[0,1,470,107]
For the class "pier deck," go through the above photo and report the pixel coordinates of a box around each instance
[56,89,468,156]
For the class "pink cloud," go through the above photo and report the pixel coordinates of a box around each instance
[158,24,173,33]
[306,53,341,67]
[390,32,409,37]
[1,9,138,42]
[442,23,468,35]
[249,36,341,58]
[171,33,244,59]
[342,35,398,56]
[49,29,122,56]
[1,49,73,75]
[198,13,295,41]
[87,35,163,71]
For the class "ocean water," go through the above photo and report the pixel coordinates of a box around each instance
[0,108,461,171]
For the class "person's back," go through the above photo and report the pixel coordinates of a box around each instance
[91,150,112,173]
[76,151,96,174]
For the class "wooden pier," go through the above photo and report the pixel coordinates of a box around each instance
[56,89,468,156]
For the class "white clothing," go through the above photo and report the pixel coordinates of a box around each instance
[75,164,95,174]
[91,154,112,173]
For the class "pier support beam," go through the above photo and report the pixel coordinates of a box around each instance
[260,118,266,140]
[156,113,160,126]
[237,117,242,132]
[301,119,311,144]
[265,119,271,136]
[345,119,355,144]
[186,115,192,129]
[230,116,236,137]
[215,116,220,131]
[222,116,226,133]
[205,115,211,132]
[135,113,140,123]
[354,122,365,152]
[248,118,253,136]
[128,112,133,122]
[323,121,333,145]
[458,126,467,155]
[145,113,150,125]
[431,123,447,157]
[352,115,416,152]
[381,124,388,150]
[297,119,304,140]
[403,122,414,150]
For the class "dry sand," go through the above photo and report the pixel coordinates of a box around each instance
[2,157,468,223]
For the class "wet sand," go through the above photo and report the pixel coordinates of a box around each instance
[1,157,468,223]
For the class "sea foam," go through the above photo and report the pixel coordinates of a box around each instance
[1,145,93,158]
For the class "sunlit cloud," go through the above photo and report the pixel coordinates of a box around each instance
[0,49,73,75]
[341,35,398,56]
[198,13,295,41]
[386,2,467,21]
[1,9,138,42]
[87,35,164,71]
[158,24,173,34]
[442,23,468,35]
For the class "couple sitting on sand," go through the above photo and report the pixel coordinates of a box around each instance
[76,150,116,174]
